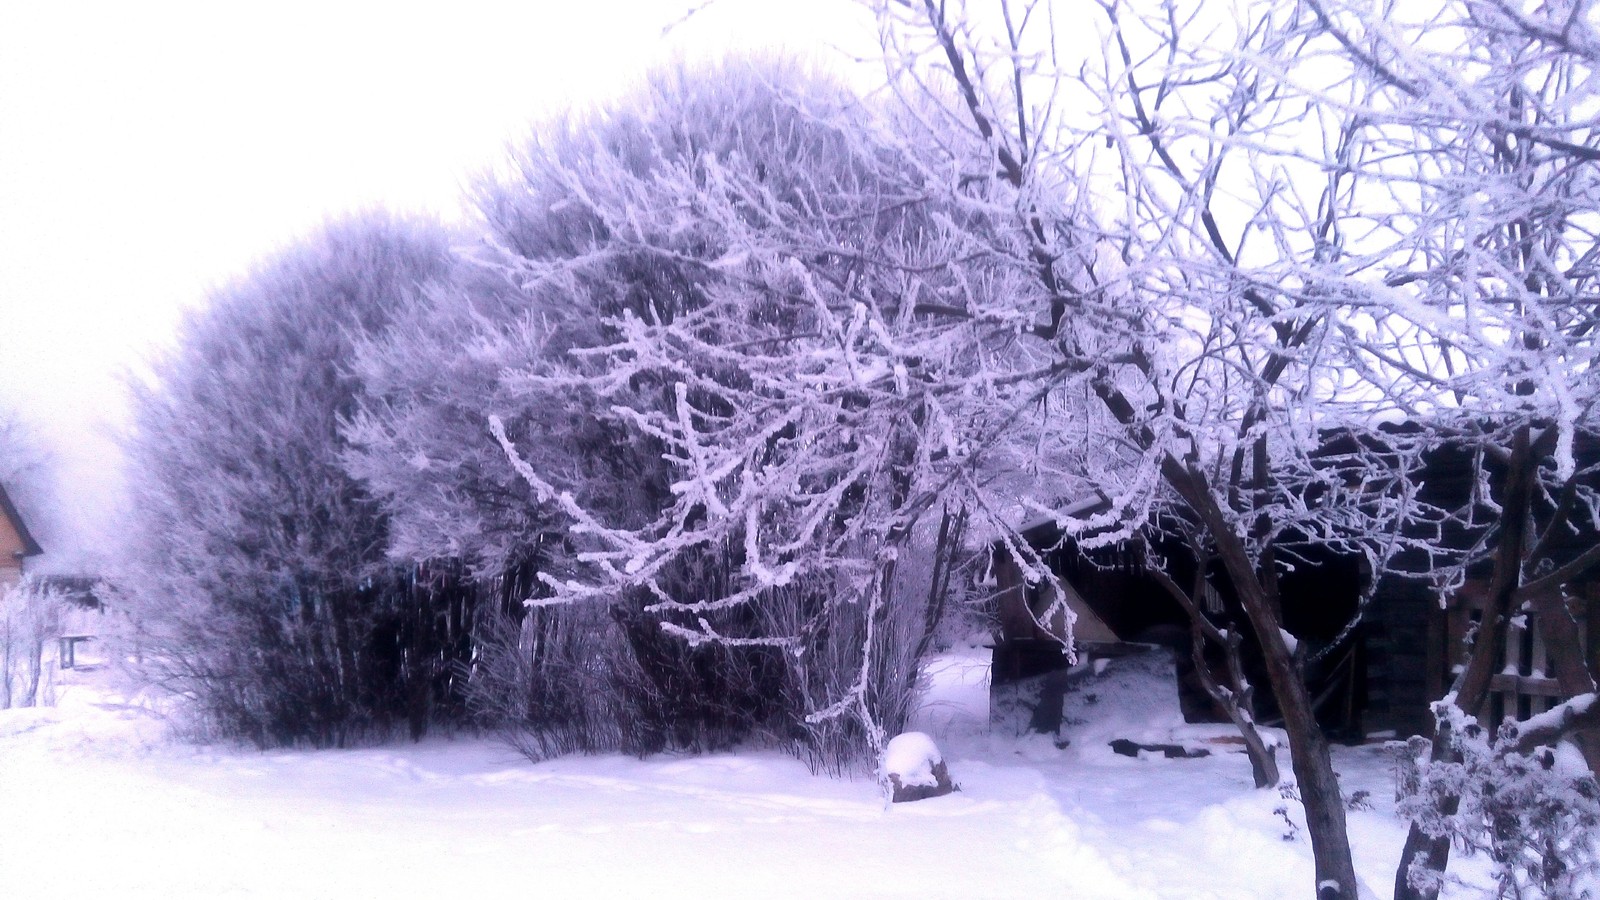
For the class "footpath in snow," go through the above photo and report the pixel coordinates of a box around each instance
[0,645,1490,898]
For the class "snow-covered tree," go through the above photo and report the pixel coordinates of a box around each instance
[0,577,62,709]
[0,405,46,488]
[1292,1,1600,894]
[347,64,958,765]
[859,0,1450,893]
[475,64,994,760]
[120,213,464,746]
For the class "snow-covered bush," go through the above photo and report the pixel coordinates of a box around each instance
[119,213,480,747]
[462,561,795,762]
[0,577,62,709]
[348,62,973,769]
[1397,710,1600,898]
[470,59,1015,768]
[464,597,620,761]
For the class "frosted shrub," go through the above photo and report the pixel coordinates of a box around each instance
[120,214,480,747]
[0,577,62,709]
[437,62,979,770]
[467,603,620,761]
[469,598,796,762]
[465,555,798,763]
[1398,712,1600,898]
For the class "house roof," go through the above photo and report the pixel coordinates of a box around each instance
[1009,493,1115,545]
[0,483,42,557]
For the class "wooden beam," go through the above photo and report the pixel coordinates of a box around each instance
[1488,674,1566,698]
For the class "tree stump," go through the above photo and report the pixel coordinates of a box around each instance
[883,732,956,802]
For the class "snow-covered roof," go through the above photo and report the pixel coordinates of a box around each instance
[999,493,1114,546]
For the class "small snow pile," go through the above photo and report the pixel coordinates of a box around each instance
[883,731,955,802]
[885,732,942,786]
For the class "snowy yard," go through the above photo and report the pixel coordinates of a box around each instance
[1,649,1491,899]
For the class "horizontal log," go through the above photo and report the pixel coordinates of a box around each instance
[1489,673,1565,697]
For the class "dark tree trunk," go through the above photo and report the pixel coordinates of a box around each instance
[1205,629,1280,789]
[1394,427,1534,900]
[1526,585,1600,772]
[1149,555,1280,788]
[1194,625,1281,788]
[1174,460,1360,899]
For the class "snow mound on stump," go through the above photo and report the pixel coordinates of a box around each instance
[883,731,955,802]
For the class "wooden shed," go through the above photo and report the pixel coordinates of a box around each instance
[990,515,1369,738]
[989,435,1600,741]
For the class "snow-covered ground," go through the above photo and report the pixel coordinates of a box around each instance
[2,644,1495,898]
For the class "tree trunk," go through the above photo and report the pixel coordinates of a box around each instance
[1174,460,1359,899]
[1233,559,1355,898]
[1199,628,1280,788]
[1,619,14,710]
[1235,586,1357,900]
[24,636,42,707]
[1525,586,1600,772]
[1395,427,1535,900]
[1149,556,1280,788]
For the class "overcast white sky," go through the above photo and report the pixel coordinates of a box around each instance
[0,0,872,568]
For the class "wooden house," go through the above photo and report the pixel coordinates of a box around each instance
[0,482,42,590]
[991,515,1373,738]
[990,436,1600,741]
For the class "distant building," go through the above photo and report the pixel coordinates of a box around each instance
[0,482,43,590]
